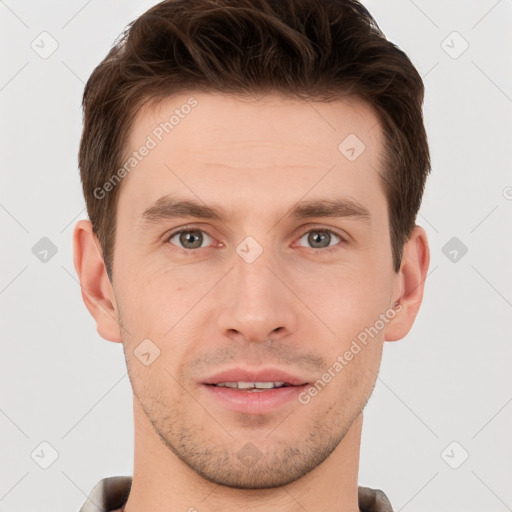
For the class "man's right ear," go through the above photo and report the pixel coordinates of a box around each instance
[72,220,122,343]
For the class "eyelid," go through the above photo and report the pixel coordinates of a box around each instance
[296,224,349,241]
[164,223,211,238]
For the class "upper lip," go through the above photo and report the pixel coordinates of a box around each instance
[202,368,309,386]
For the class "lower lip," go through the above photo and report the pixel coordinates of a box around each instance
[202,384,308,414]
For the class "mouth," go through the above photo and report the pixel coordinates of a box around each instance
[202,368,309,387]
[200,368,310,414]
[204,381,299,391]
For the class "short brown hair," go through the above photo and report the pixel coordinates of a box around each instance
[79,0,430,279]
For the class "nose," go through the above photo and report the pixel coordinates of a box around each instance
[216,246,298,345]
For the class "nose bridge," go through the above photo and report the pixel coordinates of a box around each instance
[217,237,297,342]
[234,244,275,303]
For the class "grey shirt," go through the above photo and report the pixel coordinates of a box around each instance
[79,476,394,512]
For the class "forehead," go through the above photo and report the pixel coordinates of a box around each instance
[130,91,381,159]
[118,91,386,221]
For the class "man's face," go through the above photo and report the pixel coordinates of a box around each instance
[112,92,400,488]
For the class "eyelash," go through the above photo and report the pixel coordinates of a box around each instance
[165,226,347,254]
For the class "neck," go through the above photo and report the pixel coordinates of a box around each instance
[123,398,363,512]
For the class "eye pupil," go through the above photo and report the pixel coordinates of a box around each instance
[308,231,330,248]
[180,231,203,249]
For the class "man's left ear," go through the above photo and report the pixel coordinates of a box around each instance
[385,225,430,342]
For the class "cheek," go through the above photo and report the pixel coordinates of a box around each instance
[299,261,390,326]
[116,265,208,360]
[116,254,175,307]
[299,271,393,378]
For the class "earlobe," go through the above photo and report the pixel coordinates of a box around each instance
[384,225,430,342]
[72,219,123,343]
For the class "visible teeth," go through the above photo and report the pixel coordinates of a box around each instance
[214,381,287,389]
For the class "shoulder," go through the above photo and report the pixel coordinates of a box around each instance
[79,476,132,512]
[358,485,394,512]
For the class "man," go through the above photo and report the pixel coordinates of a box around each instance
[73,0,430,510]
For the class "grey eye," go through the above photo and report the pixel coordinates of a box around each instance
[168,230,212,250]
[298,230,341,249]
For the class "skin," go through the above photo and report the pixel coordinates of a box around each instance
[73,91,429,512]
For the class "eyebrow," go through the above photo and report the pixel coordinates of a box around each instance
[292,198,371,224]
[140,195,371,226]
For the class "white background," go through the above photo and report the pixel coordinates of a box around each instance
[1,1,511,511]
